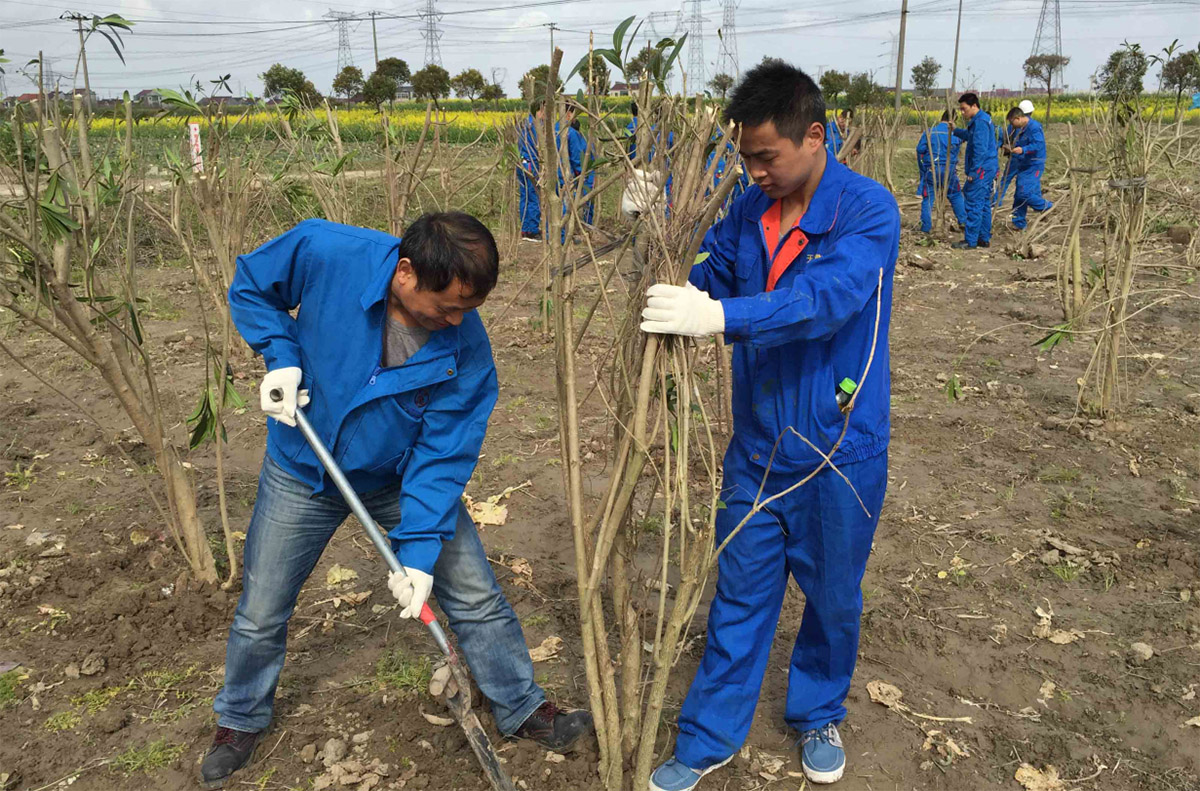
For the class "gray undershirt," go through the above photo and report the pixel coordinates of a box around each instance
[383,314,431,368]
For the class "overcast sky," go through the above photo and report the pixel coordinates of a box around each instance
[2,0,1196,100]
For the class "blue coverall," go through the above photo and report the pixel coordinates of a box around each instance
[953,108,998,247]
[676,149,898,770]
[559,122,595,225]
[916,121,967,232]
[517,114,541,236]
[1009,118,1052,229]
[825,119,844,158]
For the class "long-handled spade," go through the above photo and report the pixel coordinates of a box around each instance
[270,389,518,791]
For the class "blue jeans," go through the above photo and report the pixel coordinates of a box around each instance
[674,449,888,770]
[213,455,545,734]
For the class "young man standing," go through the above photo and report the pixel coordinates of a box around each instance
[951,92,998,250]
[1004,107,1053,230]
[916,110,968,232]
[201,214,592,789]
[518,100,545,241]
[639,61,898,789]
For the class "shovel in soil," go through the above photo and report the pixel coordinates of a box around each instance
[270,390,517,791]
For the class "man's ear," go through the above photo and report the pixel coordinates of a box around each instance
[395,257,416,285]
[808,120,826,149]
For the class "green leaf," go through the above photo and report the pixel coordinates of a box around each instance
[715,499,727,510]
[126,302,144,345]
[157,88,201,115]
[97,29,126,66]
[37,201,81,241]
[187,389,216,450]
[1033,322,1073,352]
[694,251,710,266]
[565,53,591,85]
[612,15,636,56]
[945,374,962,403]
[314,151,355,177]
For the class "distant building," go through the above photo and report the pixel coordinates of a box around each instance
[610,81,642,97]
[396,83,414,100]
[134,89,163,108]
[3,92,42,109]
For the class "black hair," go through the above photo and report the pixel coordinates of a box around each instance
[940,110,952,121]
[630,101,639,117]
[1006,106,1024,121]
[724,60,826,145]
[839,108,853,118]
[398,212,499,297]
[529,97,545,116]
[958,92,980,107]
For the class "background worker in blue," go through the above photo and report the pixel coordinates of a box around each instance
[1004,107,1053,230]
[995,107,1021,208]
[952,92,998,250]
[824,111,843,158]
[518,99,545,240]
[916,110,967,233]
[557,105,593,226]
[639,61,897,790]
[201,214,592,788]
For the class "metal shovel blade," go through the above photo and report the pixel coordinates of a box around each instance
[274,393,517,791]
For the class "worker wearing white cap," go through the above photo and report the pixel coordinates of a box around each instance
[1018,99,1035,116]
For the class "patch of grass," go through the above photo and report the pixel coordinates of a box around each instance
[524,614,549,629]
[0,669,24,708]
[1101,569,1117,592]
[65,500,87,515]
[143,293,183,321]
[1049,563,1080,583]
[1037,465,1081,484]
[111,738,185,775]
[490,452,518,468]
[5,462,37,490]
[71,686,122,714]
[374,649,432,694]
[44,710,82,732]
[505,395,528,411]
[637,514,664,535]
[534,413,555,431]
[131,664,199,693]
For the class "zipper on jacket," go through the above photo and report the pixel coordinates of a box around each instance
[368,365,381,386]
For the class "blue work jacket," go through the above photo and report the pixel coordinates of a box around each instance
[954,108,998,178]
[916,121,962,192]
[228,219,498,574]
[825,120,844,157]
[1011,118,1047,172]
[689,150,899,473]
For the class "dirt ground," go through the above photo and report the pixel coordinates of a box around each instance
[1,159,1198,791]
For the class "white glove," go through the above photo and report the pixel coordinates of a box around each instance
[388,568,434,620]
[640,282,725,337]
[260,367,310,428]
[621,168,664,217]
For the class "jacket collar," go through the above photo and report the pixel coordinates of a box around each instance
[743,148,848,235]
[361,248,400,312]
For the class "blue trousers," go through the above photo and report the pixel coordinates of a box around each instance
[674,448,889,770]
[962,170,996,246]
[213,455,545,734]
[919,174,967,232]
[1011,168,1052,229]
[517,167,541,235]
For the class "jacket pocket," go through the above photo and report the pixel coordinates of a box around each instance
[339,396,423,473]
